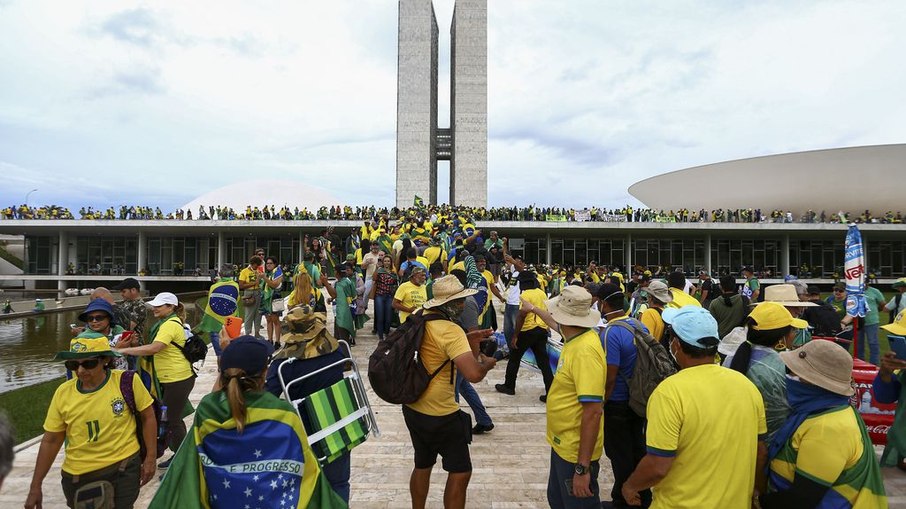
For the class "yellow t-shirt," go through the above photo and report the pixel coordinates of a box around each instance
[546,328,606,463]
[640,308,666,342]
[450,260,465,273]
[416,256,431,271]
[769,406,885,508]
[520,287,549,332]
[393,281,428,323]
[406,316,472,416]
[646,364,766,509]
[423,246,447,267]
[151,318,194,383]
[44,370,153,475]
[239,266,260,294]
[666,288,702,309]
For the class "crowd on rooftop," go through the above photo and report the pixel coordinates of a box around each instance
[3,203,905,224]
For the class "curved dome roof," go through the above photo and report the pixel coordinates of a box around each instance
[628,144,906,214]
[182,180,341,212]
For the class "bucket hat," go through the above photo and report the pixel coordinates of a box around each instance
[277,306,339,360]
[423,275,478,309]
[54,335,122,361]
[779,340,854,396]
[759,284,816,307]
[749,302,809,330]
[882,310,906,336]
[545,286,601,328]
[662,307,720,348]
[78,299,114,323]
[645,280,673,304]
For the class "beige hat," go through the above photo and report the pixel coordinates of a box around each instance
[422,275,478,309]
[779,340,854,396]
[759,284,817,307]
[645,280,673,304]
[545,286,601,328]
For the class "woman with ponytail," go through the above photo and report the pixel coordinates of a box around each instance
[723,302,807,440]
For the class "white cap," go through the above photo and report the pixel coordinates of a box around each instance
[147,292,179,307]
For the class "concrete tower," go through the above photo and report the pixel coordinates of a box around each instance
[396,0,487,208]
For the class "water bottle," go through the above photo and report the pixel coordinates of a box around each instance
[159,405,169,437]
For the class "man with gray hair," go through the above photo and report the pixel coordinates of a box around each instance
[0,412,13,490]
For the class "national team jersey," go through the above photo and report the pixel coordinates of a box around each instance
[44,370,153,475]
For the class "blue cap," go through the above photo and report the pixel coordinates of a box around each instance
[221,335,274,376]
[78,299,114,324]
[661,307,720,347]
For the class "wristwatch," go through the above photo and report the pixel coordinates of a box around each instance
[574,463,589,476]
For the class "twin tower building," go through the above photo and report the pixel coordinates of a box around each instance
[396,0,488,208]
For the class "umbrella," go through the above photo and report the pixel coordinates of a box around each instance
[844,223,867,359]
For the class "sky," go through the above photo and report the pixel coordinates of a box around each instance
[1,0,905,213]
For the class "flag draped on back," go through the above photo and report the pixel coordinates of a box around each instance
[204,280,241,325]
[844,224,867,318]
[149,390,346,509]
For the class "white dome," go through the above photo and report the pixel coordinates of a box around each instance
[182,180,341,213]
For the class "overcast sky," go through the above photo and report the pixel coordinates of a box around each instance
[1,0,904,212]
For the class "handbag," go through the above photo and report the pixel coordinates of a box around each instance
[272,298,286,313]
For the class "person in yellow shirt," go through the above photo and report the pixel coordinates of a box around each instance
[26,336,157,509]
[640,280,672,346]
[665,272,702,309]
[623,307,767,509]
[423,238,448,273]
[115,292,195,467]
[393,267,428,323]
[495,271,554,401]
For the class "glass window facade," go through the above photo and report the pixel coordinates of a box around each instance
[146,237,210,275]
[790,240,844,278]
[224,236,300,268]
[75,236,137,275]
[26,236,55,275]
[868,240,906,277]
[711,239,780,277]
[632,239,706,274]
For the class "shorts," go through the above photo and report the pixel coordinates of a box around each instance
[402,406,472,473]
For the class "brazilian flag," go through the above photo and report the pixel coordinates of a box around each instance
[375,233,393,255]
[204,279,240,325]
[150,391,346,508]
[413,195,424,208]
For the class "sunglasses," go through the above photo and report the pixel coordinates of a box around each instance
[85,314,109,322]
[834,289,845,293]
[65,358,101,371]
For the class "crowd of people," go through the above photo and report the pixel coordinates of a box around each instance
[3,202,905,224]
[14,210,906,509]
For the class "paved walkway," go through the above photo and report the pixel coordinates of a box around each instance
[5,308,906,507]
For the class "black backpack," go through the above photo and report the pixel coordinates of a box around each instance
[606,318,677,418]
[168,318,209,365]
[368,310,453,404]
[891,294,902,324]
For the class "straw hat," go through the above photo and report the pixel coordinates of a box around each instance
[759,284,816,307]
[54,335,123,361]
[422,275,477,309]
[882,310,906,336]
[645,280,673,304]
[749,302,809,330]
[545,286,601,328]
[779,340,854,396]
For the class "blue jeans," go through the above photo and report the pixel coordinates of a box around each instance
[322,451,351,502]
[856,322,880,365]
[547,449,601,508]
[374,294,393,339]
[209,331,222,357]
[503,303,520,343]
[455,372,492,427]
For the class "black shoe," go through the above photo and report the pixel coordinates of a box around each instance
[472,423,494,434]
[539,394,547,403]
[495,384,515,395]
[158,457,173,469]
[274,342,281,350]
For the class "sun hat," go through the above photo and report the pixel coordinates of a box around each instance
[759,284,817,307]
[54,335,123,361]
[662,307,720,347]
[892,278,906,289]
[278,306,339,360]
[545,286,601,328]
[423,275,478,309]
[112,277,141,291]
[779,340,854,396]
[221,335,274,376]
[645,280,673,304]
[78,299,114,323]
[882,310,906,336]
[749,302,809,330]
[147,292,179,307]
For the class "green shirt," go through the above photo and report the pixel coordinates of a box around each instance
[863,286,886,326]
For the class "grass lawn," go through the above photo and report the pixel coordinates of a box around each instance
[0,377,64,445]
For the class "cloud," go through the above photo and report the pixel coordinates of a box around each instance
[99,7,160,47]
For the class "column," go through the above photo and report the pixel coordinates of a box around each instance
[781,234,790,278]
[704,234,712,274]
[57,231,68,291]
[546,233,552,266]
[217,232,226,270]
[624,233,632,273]
[137,231,147,292]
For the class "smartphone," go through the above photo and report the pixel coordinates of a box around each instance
[69,323,78,329]
[889,335,906,360]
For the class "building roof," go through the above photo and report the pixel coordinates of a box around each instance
[628,144,906,215]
